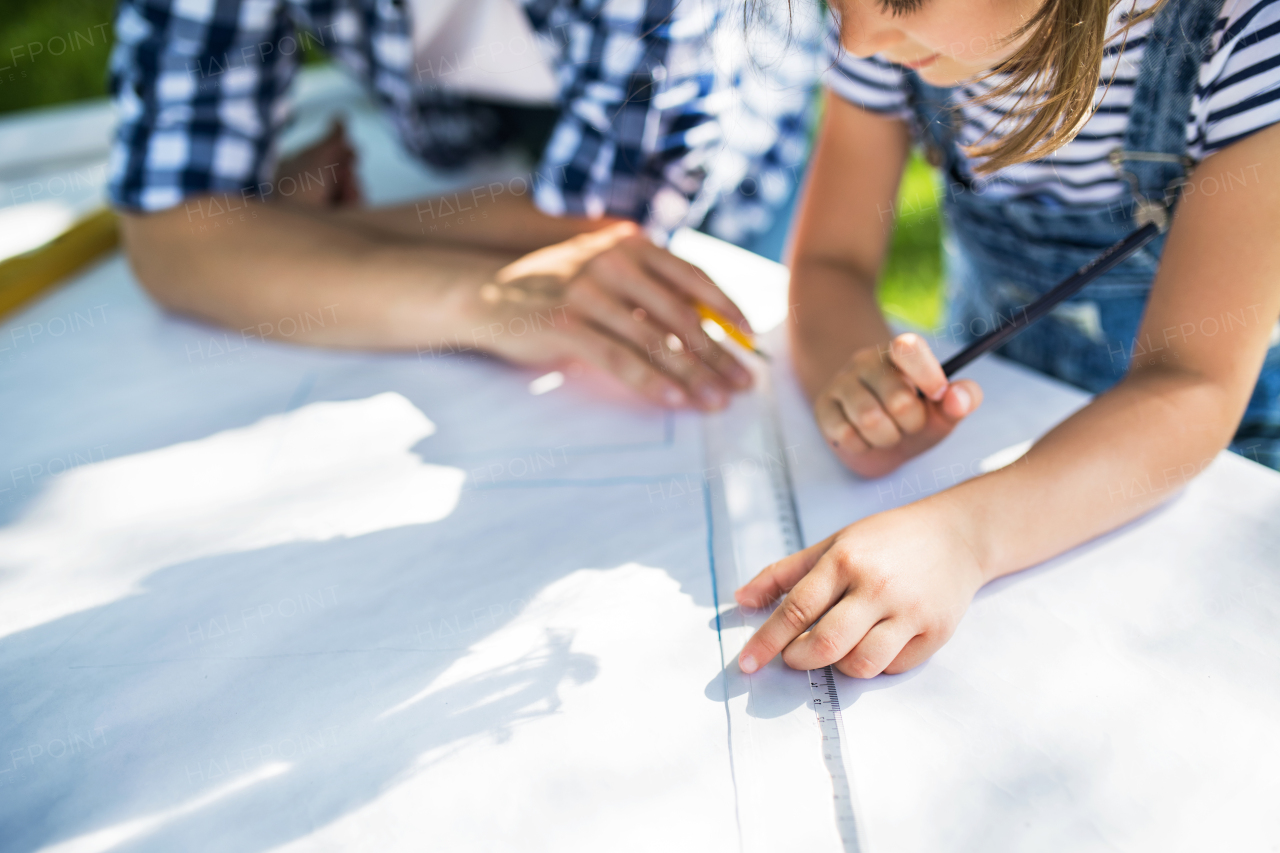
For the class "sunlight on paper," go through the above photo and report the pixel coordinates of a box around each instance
[0,393,465,639]
[528,371,565,395]
[37,762,290,853]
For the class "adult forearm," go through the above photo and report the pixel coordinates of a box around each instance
[328,193,620,255]
[933,367,1242,584]
[120,197,510,350]
[789,257,895,400]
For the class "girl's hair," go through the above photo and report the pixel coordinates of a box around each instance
[845,0,1168,172]
[963,0,1165,172]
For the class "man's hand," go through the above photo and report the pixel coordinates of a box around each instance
[816,332,983,478]
[274,121,363,208]
[735,502,985,678]
[468,221,755,410]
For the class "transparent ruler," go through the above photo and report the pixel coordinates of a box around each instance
[702,364,862,853]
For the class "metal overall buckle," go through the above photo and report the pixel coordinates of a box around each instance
[1108,147,1195,233]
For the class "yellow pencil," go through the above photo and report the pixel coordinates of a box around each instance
[695,301,770,361]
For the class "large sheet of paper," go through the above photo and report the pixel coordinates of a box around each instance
[770,328,1280,852]
[4,67,1278,851]
[0,239,849,851]
[5,233,1280,852]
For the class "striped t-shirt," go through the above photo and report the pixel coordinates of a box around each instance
[824,0,1280,203]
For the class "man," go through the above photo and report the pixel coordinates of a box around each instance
[108,0,820,410]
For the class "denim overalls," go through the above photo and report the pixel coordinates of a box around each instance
[905,0,1280,470]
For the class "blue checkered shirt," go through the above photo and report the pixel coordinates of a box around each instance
[107,0,823,243]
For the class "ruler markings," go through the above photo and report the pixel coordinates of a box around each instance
[759,373,861,853]
[706,364,862,852]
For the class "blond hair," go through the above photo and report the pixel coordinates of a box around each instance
[838,0,1167,172]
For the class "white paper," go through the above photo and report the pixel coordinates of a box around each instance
[0,238,846,851]
[4,62,1278,850]
[768,326,1280,852]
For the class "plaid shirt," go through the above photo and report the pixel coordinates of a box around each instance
[107,0,822,242]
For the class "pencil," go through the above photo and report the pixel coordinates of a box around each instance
[695,301,771,361]
[940,221,1161,378]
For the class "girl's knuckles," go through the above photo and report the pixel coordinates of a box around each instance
[852,402,887,430]
[778,600,814,632]
[853,349,882,370]
[886,392,918,420]
[836,656,881,679]
[807,631,848,662]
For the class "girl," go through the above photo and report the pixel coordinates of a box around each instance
[734,0,1280,679]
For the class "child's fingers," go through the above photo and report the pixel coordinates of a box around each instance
[937,378,983,424]
[777,597,881,671]
[834,619,919,679]
[882,631,943,676]
[815,395,870,454]
[734,536,834,609]
[839,383,903,448]
[858,355,929,435]
[737,551,846,674]
[887,333,947,401]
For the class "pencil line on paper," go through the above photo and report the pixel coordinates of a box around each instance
[703,471,746,853]
[66,647,440,667]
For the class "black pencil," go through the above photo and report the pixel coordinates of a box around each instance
[940,221,1161,378]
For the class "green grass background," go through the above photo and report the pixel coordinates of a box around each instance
[0,0,116,114]
[879,152,945,330]
[0,3,945,327]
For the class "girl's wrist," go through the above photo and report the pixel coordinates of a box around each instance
[920,484,1000,587]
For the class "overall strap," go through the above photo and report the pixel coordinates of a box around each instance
[1115,0,1224,225]
[902,74,964,187]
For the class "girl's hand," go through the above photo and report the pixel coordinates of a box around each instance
[817,333,983,478]
[735,503,985,678]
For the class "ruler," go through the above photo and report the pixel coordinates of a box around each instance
[703,362,862,853]
[0,207,118,321]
